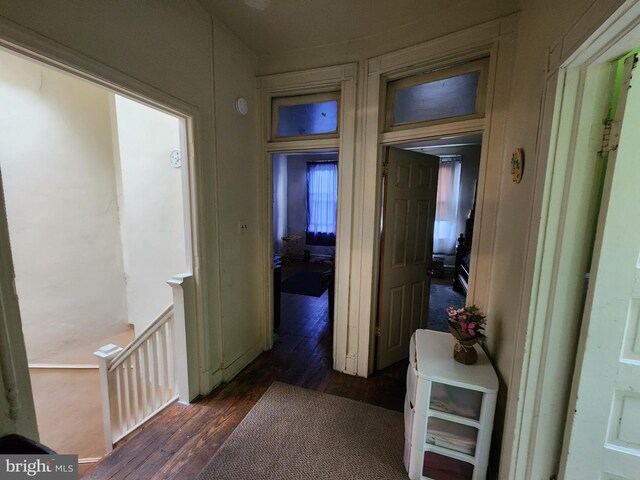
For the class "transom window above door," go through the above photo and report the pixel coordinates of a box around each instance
[271,92,340,141]
[385,58,489,131]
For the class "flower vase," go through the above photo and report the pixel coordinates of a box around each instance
[449,326,480,365]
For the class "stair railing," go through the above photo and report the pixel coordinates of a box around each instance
[94,274,196,452]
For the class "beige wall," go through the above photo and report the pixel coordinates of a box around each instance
[0,0,261,400]
[490,0,622,476]
[212,22,261,374]
[112,94,186,334]
[0,49,130,364]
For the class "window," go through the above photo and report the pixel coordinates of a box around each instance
[272,92,340,140]
[306,162,338,246]
[385,58,488,131]
[433,155,462,254]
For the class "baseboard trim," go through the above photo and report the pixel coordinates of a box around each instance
[221,341,262,383]
[29,363,98,369]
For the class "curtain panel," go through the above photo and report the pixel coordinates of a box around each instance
[433,156,462,254]
[306,162,337,246]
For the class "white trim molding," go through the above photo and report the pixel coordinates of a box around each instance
[257,63,358,374]
[357,14,519,377]
[508,1,640,479]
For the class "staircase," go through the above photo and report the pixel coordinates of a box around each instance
[94,274,194,452]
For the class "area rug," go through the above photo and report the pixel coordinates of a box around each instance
[428,282,466,332]
[197,382,407,480]
[280,271,328,297]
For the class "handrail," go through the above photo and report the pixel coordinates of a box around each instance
[95,302,179,452]
[108,304,173,372]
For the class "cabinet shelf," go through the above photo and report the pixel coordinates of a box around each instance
[427,409,481,429]
[404,330,498,480]
[424,444,476,465]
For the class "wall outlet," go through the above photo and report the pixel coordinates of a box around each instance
[238,220,249,235]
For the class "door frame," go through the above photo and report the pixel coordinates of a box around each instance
[508,1,640,478]
[257,64,358,373]
[0,19,206,430]
[359,16,519,376]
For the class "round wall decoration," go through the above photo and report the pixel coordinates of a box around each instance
[511,148,524,183]
[235,96,249,116]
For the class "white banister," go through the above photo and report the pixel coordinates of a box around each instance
[94,303,179,452]
[94,344,123,453]
[166,273,197,402]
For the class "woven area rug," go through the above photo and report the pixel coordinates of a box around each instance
[280,271,328,297]
[197,382,407,480]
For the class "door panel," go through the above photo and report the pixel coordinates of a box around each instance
[562,54,640,479]
[377,147,439,370]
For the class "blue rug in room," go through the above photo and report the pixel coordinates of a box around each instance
[281,271,328,297]
[428,283,466,332]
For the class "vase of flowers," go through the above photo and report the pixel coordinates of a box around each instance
[447,304,487,365]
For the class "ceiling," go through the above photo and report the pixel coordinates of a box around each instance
[197,0,518,57]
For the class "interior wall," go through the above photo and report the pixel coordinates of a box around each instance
[0,49,129,364]
[111,94,186,334]
[487,0,623,477]
[0,0,262,394]
[286,158,306,243]
[212,21,261,376]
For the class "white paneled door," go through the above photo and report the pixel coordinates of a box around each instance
[376,147,439,370]
[561,55,640,479]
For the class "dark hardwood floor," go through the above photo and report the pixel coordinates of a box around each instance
[83,262,407,480]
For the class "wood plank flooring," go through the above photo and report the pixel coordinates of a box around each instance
[83,263,407,480]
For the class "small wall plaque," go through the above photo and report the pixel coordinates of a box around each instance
[511,148,524,183]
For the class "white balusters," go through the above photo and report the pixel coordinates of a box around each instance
[94,305,178,451]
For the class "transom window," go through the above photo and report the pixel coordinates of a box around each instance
[385,58,489,131]
[271,92,340,140]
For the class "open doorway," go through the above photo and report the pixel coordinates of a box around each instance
[375,133,482,370]
[0,46,190,465]
[272,151,337,363]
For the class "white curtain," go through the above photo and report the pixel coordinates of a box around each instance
[433,156,462,254]
[306,162,338,245]
[272,154,288,254]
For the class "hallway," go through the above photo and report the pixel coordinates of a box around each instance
[82,273,407,479]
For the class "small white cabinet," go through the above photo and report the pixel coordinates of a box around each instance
[404,330,498,480]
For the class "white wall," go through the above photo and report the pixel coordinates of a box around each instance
[112,94,186,333]
[0,49,129,364]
